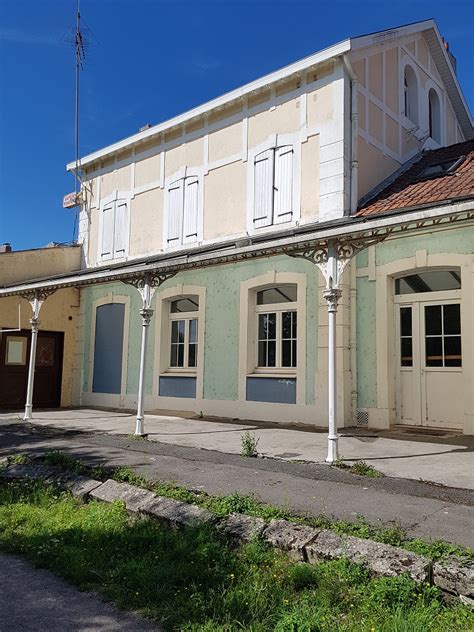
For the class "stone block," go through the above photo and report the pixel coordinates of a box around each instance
[140,496,215,528]
[218,513,266,544]
[0,463,103,502]
[433,560,474,597]
[89,479,155,513]
[305,529,431,583]
[263,520,319,561]
[0,463,56,481]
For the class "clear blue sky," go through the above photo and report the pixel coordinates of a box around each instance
[0,0,472,251]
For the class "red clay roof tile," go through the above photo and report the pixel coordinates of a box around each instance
[357,140,474,217]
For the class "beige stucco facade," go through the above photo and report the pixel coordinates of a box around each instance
[0,246,81,407]
[350,32,466,198]
[79,59,346,268]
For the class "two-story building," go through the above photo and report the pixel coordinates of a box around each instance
[1,19,473,458]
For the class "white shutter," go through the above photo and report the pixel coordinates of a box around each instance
[274,145,293,224]
[253,149,274,228]
[182,176,199,244]
[101,203,114,259]
[113,200,127,257]
[167,180,184,246]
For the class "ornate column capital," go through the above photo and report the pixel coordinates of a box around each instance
[140,308,154,326]
[322,287,342,313]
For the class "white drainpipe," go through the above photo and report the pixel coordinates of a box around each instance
[350,260,358,424]
[343,55,358,214]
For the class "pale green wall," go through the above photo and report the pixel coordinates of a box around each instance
[81,255,318,405]
[356,277,377,408]
[356,225,474,408]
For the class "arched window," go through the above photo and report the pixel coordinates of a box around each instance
[428,88,441,143]
[403,65,418,124]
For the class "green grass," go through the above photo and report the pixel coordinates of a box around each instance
[0,479,472,632]
[7,451,473,563]
[332,458,385,478]
[240,431,259,458]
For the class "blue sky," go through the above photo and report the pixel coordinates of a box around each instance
[0,0,472,251]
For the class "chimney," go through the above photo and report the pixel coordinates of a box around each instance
[442,37,457,74]
[0,243,12,253]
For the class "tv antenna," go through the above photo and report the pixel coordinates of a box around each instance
[62,0,94,241]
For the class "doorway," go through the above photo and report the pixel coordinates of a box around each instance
[0,329,64,410]
[394,270,463,430]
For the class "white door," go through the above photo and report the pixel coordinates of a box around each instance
[394,269,464,430]
[396,299,463,429]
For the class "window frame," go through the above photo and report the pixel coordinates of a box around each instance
[164,168,203,250]
[98,191,131,263]
[154,285,206,398]
[168,305,199,372]
[247,134,301,234]
[400,60,419,126]
[238,272,307,406]
[255,298,298,372]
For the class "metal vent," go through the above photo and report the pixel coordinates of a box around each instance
[356,409,369,426]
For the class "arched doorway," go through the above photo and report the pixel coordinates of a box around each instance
[394,269,463,429]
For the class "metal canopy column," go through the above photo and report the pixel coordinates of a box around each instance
[289,233,388,462]
[22,289,55,421]
[124,272,175,436]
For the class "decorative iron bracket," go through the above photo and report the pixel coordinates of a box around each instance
[288,229,391,288]
[21,288,56,322]
[123,271,177,309]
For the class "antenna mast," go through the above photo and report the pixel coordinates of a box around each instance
[73,0,85,240]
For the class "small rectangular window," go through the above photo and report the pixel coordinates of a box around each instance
[257,284,297,305]
[400,307,413,367]
[424,303,461,368]
[5,337,26,365]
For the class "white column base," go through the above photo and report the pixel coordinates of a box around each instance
[326,435,339,463]
[135,416,147,437]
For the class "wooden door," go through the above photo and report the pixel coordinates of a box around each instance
[0,330,64,410]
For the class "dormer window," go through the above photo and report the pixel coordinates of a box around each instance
[403,65,418,124]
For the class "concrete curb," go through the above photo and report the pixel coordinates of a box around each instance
[1,462,472,599]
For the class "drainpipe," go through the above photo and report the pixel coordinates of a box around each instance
[343,55,358,214]
[350,260,358,424]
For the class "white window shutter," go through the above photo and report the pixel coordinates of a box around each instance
[274,145,293,224]
[113,200,127,257]
[101,203,114,259]
[167,180,184,245]
[182,176,199,244]
[253,149,273,228]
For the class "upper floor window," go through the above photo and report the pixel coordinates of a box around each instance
[253,145,294,229]
[256,284,297,369]
[403,65,418,124]
[167,176,199,247]
[428,88,441,144]
[169,296,199,369]
[100,199,128,261]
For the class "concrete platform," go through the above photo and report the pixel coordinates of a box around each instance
[2,408,472,490]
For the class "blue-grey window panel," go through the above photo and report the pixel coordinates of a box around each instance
[159,375,196,398]
[246,377,296,404]
[92,303,125,394]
